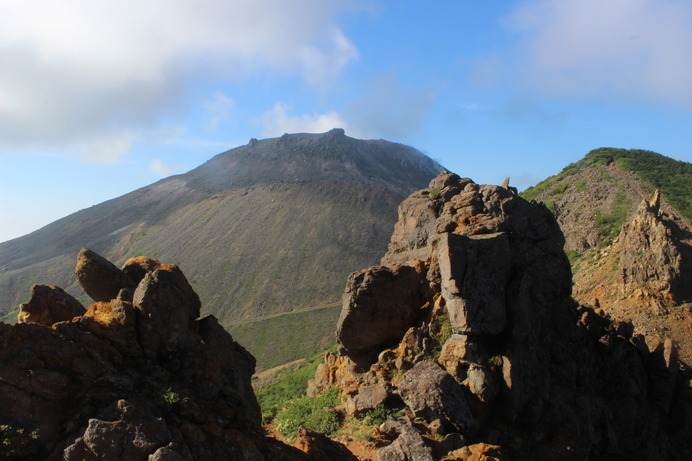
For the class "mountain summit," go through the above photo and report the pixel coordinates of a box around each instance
[0,131,442,359]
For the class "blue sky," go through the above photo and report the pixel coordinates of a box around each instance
[1,0,691,243]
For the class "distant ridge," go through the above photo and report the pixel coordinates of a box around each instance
[0,130,442,366]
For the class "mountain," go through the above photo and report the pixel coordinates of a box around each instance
[0,129,442,368]
[521,147,692,364]
[521,147,691,256]
[285,171,691,459]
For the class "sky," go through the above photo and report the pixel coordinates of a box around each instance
[1,0,692,243]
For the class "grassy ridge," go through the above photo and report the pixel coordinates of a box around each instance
[522,147,691,220]
[228,303,342,372]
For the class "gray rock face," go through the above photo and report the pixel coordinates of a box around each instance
[377,417,433,461]
[63,400,173,461]
[438,232,510,334]
[17,284,85,325]
[337,265,425,367]
[76,248,136,302]
[345,385,388,417]
[398,360,474,433]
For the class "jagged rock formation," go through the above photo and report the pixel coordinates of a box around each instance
[16,284,85,325]
[0,248,320,460]
[310,172,692,460]
[573,190,692,365]
[0,130,441,370]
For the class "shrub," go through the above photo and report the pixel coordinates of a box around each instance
[0,425,40,460]
[363,404,393,426]
[256,343,337,423]
[274,387,342,442]
[549,182,568,196]
[158,389,181,411]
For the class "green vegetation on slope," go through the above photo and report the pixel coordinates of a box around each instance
[522,147,691,220]
[228,303,341,372]
[274,387,342,442]
[594,190,632,248]
[255,343,337,423]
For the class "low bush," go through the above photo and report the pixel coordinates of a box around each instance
[274,387,342,442]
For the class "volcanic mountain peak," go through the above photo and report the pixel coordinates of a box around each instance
[0,131,442,369]
[186,128,442,196]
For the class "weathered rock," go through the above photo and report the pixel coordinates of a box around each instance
[463,364,500,403]
[122,256,164,285]
[337,265,425,367]
[1,251,310,461]
[320,172,691,459]
[133,264,201,358]
[444,443,502,461]
[17,284,85,325]
[619,191,691,305]
[377,417,433,461]
[293,427,358,461]
[345,385,388,417]
[437,334,479,379]
[438,232,510,334]
[63,400,172,460]
[76,248,136,302]
[148,447,190,461]
[79,295,139,349]
[398,360,474,433]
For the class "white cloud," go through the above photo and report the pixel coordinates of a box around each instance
[344,75,438,140]
[204,92,234,132]
[260,102,361,138]
[299,27,359,86]
[150,158,178,177]
[80,134,131,163]
[0,0,359,156]
[507,0,692,107]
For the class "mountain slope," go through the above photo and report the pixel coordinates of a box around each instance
[521,147,691,256]
[0,130,442,333]
[521,147,692,364]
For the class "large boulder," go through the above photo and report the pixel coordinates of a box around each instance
[62,400,173,461]
[76,248,136,302]
[134,263,201,358]
[17,284,85,325]
[345,385,388,417]
[337,265,425,368]
[398,360,474,434]
[292,427,358,461]
[377,417,433,461]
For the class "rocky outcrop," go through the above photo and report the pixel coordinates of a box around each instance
[443,443,502,461]
[573,190,692,365]
[619,190,692,305]
[1,249,310,461]
[17,284,85,325]
[76,247,137,302]
[337,265,427,368]
[312,172,692,460]
[377,417,433,461]
[398,361,473,433]
[292,427,359,461]
[345,385,388,417]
